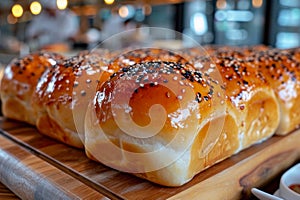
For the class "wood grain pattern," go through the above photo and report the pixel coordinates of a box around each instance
[168,135,300,200]
[0,182,20,200]
[0,132,108,200]
[0,117,299,200]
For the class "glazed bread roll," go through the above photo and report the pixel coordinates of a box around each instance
[85,60,234,186]
[0,52,64,125]
[84,48,197,160]
[245,48,300,135]
[208,56,280,148]
[191,47,300,135]
[32,52,110,148]
[182,49,280,148]
[84,48,280,186]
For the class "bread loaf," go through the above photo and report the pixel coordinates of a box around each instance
[84,48,280,186]
[1,46,299,187]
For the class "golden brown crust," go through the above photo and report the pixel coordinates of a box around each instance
[33,53,111,148]
[0,52,64,125]
[85,60,234,186]
[245,48,300,134]
[85,47,280,186]
[1,46,298,187]
[191,47,300,135]
[181,48,280,147]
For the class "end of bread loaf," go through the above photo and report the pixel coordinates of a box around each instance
[0,52,64,125]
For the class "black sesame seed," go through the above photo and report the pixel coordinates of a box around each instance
[195,92,202,103]
[122,67,129,72]
[209,88,214,95]
[203,96,209,101]
[242,80,248,85]
[81,90,86,96]
[110,73,117,78]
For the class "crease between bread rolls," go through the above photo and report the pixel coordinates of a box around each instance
[1,46,300,187]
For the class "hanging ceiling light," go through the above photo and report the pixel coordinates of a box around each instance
[30,1,42,15]
[57,0,68,10]
[12,4,24,18]
[104,0,115,5]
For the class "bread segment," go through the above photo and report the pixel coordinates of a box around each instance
[0,52,64,125]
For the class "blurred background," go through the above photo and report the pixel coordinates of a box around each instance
[0,0,300,64]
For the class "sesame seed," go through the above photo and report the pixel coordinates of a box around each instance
[165,92,171,98]
[73,81,79,87]
[81,90,86,96]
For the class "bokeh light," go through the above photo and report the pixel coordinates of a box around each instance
[12,4,23,18]
[104,0,114,5]
[30,1,42,15]
[57,0,68,10]
[7,14,17,24]
[119,5,129,18]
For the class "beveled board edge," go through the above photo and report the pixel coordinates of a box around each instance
[0,134,109,200]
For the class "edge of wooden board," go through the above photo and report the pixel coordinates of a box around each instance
[168,130,300,200]
[0,134,109,200]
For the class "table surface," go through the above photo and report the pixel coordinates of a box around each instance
[0,182,19,200]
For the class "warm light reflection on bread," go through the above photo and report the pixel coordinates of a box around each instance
[1,46,300,186]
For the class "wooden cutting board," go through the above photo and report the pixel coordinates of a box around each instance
[0,116,299,200]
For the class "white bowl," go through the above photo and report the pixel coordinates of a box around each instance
[279,163,300,200]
